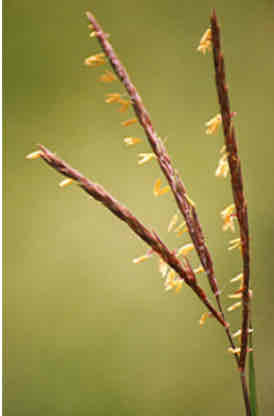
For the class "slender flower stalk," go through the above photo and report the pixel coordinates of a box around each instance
[210,10,251,372]
[210,10,251,415]
[32,145,227,327]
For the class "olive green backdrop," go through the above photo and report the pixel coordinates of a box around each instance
[4,0,274,415]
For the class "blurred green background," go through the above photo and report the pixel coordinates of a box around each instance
[4,0,274,414]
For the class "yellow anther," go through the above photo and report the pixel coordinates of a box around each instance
[121,118,138,127]
[168,213,179,232]
[26,150,42,160]
[177,243,194,257]
[221,204,236,232]
[227,302,241,312]
[205,114,222,135]
[133,253,151,264]
[230,273,243,283]
[99,71,117,83]
[228,238,241,251]
[228,347,241,355]
[59,178,74,188]
[153,178,170,196]
[138,153,156,165]
[123,137,142,146]
[216,153,229,178]
[197,28,212,55]
[84,53,106,67]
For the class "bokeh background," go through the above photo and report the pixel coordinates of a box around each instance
[4,0,274,414]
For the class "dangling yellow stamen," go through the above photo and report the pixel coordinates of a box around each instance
[232,328,254,338]
[118,99,131,113]
[153,178,170,196]
[228,347,241,355]
[105,93,122,103]
[159,259,168,278]
[105,94,131,111]
[99,71,117,83]
[199,312,209,326]
[227,302,241,312]
[228,292,243,299]
[168,213,179,232]
[194,265,204,274]
[164,269,176,291]
[174,221,187,236]
[232,329,242,338]
[164,271,183,292]
[221,203,236,232]
[216,153,229,178]
[138,153,156,165]
[230,273,243,283]
[205,113,222,135]
[175,280,183,293]
[133,252,152,264]
[177,243,194,257]
[220,145,226,154]
[121,118,138,127]
[228,238,241,251]
[59,178,74,188]
[123,137,142,146]
[26,150,42,160]
[84,53,106,67]
[87,24,97,38]
[185,194,196,207]
[197,28,212,55]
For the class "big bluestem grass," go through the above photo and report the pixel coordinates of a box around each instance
[26,9,255,416]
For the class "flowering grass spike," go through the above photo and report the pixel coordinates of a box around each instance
[26,9,255,416]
